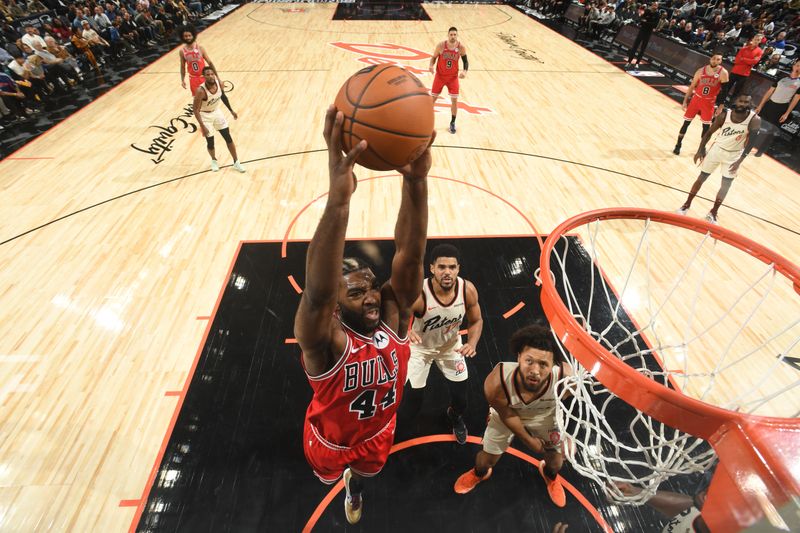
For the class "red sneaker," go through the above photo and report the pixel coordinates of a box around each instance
[454,467,492,494]
[538,461,566,507]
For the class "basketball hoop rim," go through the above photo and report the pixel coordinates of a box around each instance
[539,207,800,437]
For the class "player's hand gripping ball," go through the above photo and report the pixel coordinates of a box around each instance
[335,65,435,171]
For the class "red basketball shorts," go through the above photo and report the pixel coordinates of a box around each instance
[189,75,205,95]
[303,417,396,484]
[432,75,459,97]
[684,95,715,124]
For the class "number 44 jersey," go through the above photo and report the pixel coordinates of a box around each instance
[303,321,410,447]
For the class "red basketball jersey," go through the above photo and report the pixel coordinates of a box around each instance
[183,43,205,78]
[303,321,410,448]
[694,65,723,100]
[436,40,461,78]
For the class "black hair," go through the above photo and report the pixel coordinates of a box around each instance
[202,66,214,73]
[429,243,460,265]
[342,257,371,275]
[448,26,458,33]
[181,25,197,36]
[509,324,564,364]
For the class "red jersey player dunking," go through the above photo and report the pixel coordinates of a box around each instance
[179,26,218,96]
[673,51,729,155]
[429,27,468,134]
[294,105,435,524]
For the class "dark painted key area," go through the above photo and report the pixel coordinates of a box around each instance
[136,237,703,533]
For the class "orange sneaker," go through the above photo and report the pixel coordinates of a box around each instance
[538,461,566,507]
[454,467,492,494]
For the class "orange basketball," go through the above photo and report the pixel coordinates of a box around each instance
[334,64,434,171]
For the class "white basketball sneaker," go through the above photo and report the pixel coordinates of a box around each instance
[210,159,219,172]
[232,160,246,173]
[343,468,362,524]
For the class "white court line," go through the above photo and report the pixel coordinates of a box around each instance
[0,355,42,363]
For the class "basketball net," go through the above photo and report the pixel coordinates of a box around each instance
[538,209,800,529]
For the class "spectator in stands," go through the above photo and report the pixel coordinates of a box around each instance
[724,4,743,25]
[20,25,46,50]
[31,39,78,87]
[50,19,72,42]
[677,0,697,18]
[0,70,34,120]
[6,0,26,19]
[757,52,783,75]
[105,3,119,22]
[578,1,601,33]
[740,17,757,41]
[729,34,764,98]
[707,14,726,33]
[93,6,114,38]
[689,23,707,44]
[70,25,99,70]
[625,1,660,68]
[27,0,46,13]
[725,21,743,40]
[655,11,669,32]
[590,5,616,38]
[709,1,726,18]
[44,35,81,79]
[678,21,694,42]
[661,17,680,35]
[154,5,175,36]
[768,31,787,52]
[80,19,110,60]
[134,4,163,42]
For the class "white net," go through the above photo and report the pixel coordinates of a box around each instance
[542,214,800,505]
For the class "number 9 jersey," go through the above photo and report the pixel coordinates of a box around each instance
[302,321,410,483]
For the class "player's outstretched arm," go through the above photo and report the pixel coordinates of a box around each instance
[294,106,367,376]
[429,42,441,73]
[485,366,545,453]
[180,53,186,88]
[384,131,436,335]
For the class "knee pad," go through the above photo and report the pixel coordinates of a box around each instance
[205,135,215,149]
[219,127,233,143]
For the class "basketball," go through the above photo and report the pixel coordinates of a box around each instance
[334,64,435,171]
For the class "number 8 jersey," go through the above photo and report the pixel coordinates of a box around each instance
[303,321,410,447]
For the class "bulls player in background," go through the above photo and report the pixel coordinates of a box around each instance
[401,243,483,444]
[674,51,729,155]
[429,27,468,134]
[294,105,435,524]
[179,26,218,96]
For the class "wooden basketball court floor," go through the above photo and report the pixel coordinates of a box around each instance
[1,3,799,532]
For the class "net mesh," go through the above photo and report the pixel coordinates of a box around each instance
[542,215,800,504]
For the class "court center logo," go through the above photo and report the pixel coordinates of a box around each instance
[330,41,494,115]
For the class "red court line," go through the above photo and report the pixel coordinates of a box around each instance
[287,275,303,294]
[502,301,526,319]
[285,338,299,344]
[196,316,210,320]
[4,157,55,160]
[127,241,244,533]
[517,8,800,178]
[302,434,612,533]
[119,500,140,507]
[164,391,181,397]
[281,175,543,261]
